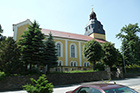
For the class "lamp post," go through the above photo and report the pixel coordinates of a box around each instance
[122,53,127,73]
[122,47,130,74]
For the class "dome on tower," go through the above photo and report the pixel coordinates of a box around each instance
[90,11,97,20]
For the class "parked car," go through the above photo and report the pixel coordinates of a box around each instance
[66,83,138,93]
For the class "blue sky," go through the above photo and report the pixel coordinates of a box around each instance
[1,0,140,50]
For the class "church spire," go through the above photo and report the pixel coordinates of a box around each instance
[89,9,97,20]
[84,9,106,40]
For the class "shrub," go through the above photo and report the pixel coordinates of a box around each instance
[126,64,140,73]
[23,74,53,93]
[126,64,140,69]
[0,71,6,80]
[65,70,98,73]
[95,62,105,71]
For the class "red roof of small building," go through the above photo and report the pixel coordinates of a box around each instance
[41,28,106,43]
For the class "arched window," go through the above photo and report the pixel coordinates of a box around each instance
[57,43,61,57]
[74,62,77,66]
[87,62,90,67]
[58,61,63,66]
[71,62,74,66]
[84,62,87,67]
[70,44,77,58]
[56,42,63,57]
[84,62,90,67]
[71,45,75,57]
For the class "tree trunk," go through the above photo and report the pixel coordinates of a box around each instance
[47,65,50,73]
[92,62,96,70]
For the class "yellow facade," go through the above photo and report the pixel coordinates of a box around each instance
[67,40,79,66]
[13,19,100,72]
[81,42,88,65]
[16,24,30,41]
[90,33,106,40]
[54,39,66,66]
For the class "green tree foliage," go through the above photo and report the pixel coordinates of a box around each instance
[84,39,104,70]
[102,42,122,68]
[0,25,3,36]
[18,21,45,70]
[43,33,58,72]
[0,25,6,41]
[116,49,123,67]
[0,71,6,80]
[23,74,53,93]
[0,37,21,74]
[116,23,140,65]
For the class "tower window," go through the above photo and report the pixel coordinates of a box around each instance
[89,25,90,29]
[98,25,100,32]
[91,24,94,28]
[98,25,100,29]
[86,28,88,31]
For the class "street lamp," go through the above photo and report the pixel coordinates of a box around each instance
[122,47,130,74]
[122,53,127,73]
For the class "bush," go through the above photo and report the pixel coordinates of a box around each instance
[126,64,140,73]
[126,64,140,69]
[65,70,98,73]
[0,71,6,80]
[95,62,105,71]
[23,74,53,93]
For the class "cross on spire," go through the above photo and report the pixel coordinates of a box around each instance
[91,5,94,11]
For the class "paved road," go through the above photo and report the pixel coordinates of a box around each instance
[1,76,140,93]
[54,76,140,93]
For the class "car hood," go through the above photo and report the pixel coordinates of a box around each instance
[66,90,73,93]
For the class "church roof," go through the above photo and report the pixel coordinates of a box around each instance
[41,29,106,43]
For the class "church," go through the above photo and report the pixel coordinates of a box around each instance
[13,10,106,72]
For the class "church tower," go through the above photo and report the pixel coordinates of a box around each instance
[84,10,106,40]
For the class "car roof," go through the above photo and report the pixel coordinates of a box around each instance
[81,83,126,90]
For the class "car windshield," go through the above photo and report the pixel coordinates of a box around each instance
[104,87,138,93]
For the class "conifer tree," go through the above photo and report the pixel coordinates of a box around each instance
[0,25,6,41]
[0,25,3,35]
[18,21,45,70]
[44,33,58,72]
[0,37,21,73]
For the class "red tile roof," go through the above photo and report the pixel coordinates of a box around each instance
[41,29,106,43]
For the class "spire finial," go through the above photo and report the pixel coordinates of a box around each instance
[91,5,94,12]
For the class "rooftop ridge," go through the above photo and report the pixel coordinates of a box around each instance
[41,28,88,37]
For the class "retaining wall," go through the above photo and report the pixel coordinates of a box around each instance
[0,71,110,91]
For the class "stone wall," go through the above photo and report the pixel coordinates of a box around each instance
[0,71,110,91]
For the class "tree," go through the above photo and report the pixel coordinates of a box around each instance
[0,25,3,37]
[0,37,21,74]
[0,25,6,41]
[23,74,53,93]
[84,39,104,70]
[116,23,140,65]
[43,33,58,72]
[102,42,120,68]
[18,21,45,70]
[116,49,123,67]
